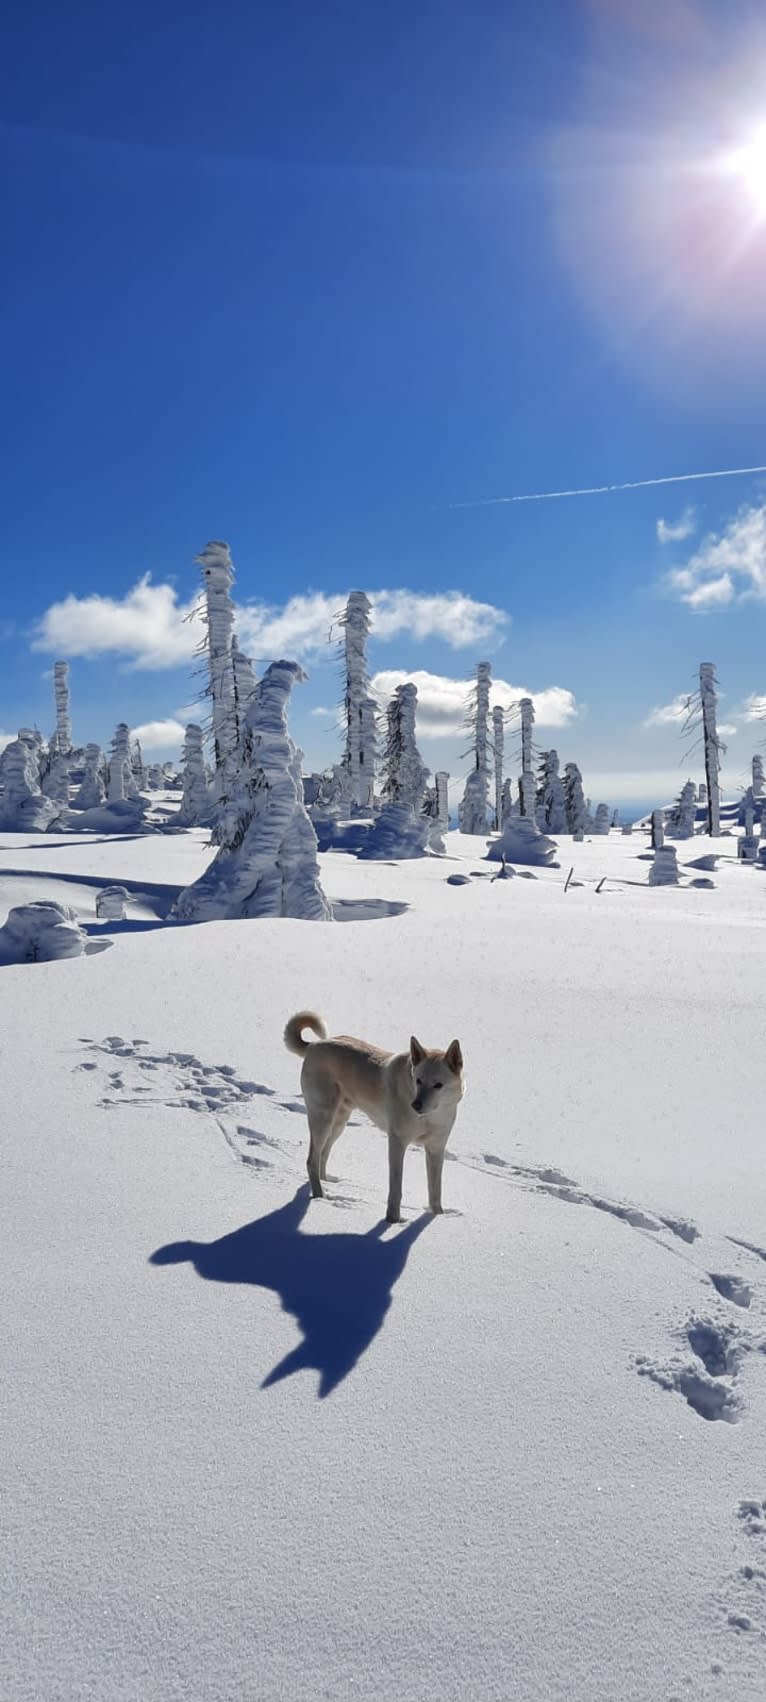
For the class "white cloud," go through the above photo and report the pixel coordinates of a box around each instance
[667,504,766,609]
[718,722,738,737]
[310,706,336,719]
[743,694,766,722]
[132,719,187,751]
[643,693,692,728]
[369,669,577,736]
[32,579,509,670]
[0,729,14,754]
[656,507,696,544]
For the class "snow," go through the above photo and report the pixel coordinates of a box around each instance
[1,823,766,1700]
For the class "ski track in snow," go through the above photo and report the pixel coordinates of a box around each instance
[77,1037,766,1427]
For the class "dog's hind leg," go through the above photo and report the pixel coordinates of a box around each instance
[306,1099,337,1199]
[319,1100,352,1181]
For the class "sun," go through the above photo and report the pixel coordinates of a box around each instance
[724,124,766,217]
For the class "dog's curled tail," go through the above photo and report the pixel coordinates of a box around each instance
[283,1010,328,1057]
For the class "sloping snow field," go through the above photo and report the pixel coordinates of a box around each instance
[2,825,765,1700]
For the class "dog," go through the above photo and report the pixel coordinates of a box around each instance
[284,1012,464,1222]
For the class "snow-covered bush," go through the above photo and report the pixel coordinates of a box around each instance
[667,780,697,840]
[648,846,678,886]
[0,901,86,964]
[486,816,557,867]
[172,660,330,922]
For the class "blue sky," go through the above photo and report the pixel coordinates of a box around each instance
[2,0,766,813]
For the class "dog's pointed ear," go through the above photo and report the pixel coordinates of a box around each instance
[410,1035,426,1065]
[445,1040,463,1075]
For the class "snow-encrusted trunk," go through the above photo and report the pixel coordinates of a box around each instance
[197,541,238,789]
[131,739,146,793]
[699,663,721,837]
[74,744,106,810]
[651,810,665,850]
[752,754,765,799]
[459,663,492,834]
[41,751,71,807]
[563,762,586,835]
[177,724,214,827]
[53,662,72,753]
[492,707,504,831]
[422,769,450,853]
[108,725,138,802]
[339,592,376,811]
[594,803,610,835]
[172,661,330,922]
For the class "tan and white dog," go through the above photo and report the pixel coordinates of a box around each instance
[284,1012,464,1222]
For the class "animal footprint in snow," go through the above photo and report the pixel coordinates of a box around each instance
[709,1273,753,1309]
[635,1354,742,1424]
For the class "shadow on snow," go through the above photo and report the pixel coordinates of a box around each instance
[149,1184,431,1397]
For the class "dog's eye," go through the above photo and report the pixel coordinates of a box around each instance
[434,1082,443,1091]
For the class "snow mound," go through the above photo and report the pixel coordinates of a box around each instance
[0,901,86,964]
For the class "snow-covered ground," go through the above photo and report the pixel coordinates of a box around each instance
[2,824,765,1700]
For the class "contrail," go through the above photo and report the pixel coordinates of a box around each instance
[450,463,766,508]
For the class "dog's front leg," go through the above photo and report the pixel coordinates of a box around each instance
[386,1131,405,1223]
[425,1144,445,1215]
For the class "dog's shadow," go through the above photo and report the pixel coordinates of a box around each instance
[149,1185,431,1397]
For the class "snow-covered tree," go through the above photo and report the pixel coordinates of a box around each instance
[196,540,238,790]
[73,744,106,810]
[178,724,214,828]
[699,663,722,835]
[594,803,610,835]
[563,762,586,835]
[232,636,257,745]
[338,592,376,811]
[0,736,61,831]
[486,815,558,867]
[421,769,450,853]
[752,754,765,798]
[41,750,71,807]
[131,738,146,793]
[172,661,330,921]
[492,706,505,831]
[108,725,138,802]
[459,662,492,834]
[380,684,428,810]
[666,780,696,840]
[52,661,72,754]
[651,809,665,850]
[537,749,567,833]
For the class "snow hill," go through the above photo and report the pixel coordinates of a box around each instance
[1,824,765,1701]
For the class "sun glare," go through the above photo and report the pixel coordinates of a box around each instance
[724,124,766,217]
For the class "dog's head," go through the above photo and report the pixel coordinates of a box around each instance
[409,1034,464,1115]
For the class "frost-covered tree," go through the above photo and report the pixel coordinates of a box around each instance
[362,684,431,859]
[196,540,238,790]
[73,744,106,810]
[459,662,492,834]
[131,738,146,793]
[108,724,138,802]
[178,724,214,828]
[486,815,558,867]
[537,749,567,833]
[563,762,586,835]
[492,706,505,830]
[667,779,696,840]
[421,769,450,853]
[651,809,665,850]
[699,663,722,835]
[752,754,765,798]
[52,661,72,754]
[0,736,61,831]
[380,684,428,810]
[41,750,71,807]
[338,592,377,811]
[172,661,330,922]
[594,803,610,835]
[517,696,536,818]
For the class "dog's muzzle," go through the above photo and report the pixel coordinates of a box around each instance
[411,1097,424,1114]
